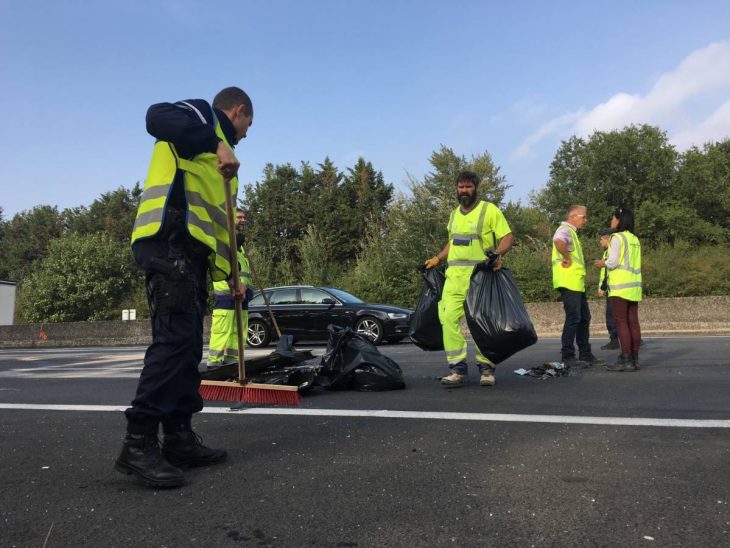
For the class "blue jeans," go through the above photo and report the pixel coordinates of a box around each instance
[605,296,617,338]
[559,288,592,360]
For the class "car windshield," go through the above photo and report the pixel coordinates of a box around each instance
[325,288,364,304]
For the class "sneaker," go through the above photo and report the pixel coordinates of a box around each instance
[563,358,589,369]
[440,371,468,387]
[479,369,496,386]
[579,354,607,367]
[601,338,619,350]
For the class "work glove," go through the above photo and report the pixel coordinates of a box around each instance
[485,250,502,271]
[424,256,440,269]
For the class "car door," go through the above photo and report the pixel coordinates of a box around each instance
[268,288,306,338]
[300,288,356,338]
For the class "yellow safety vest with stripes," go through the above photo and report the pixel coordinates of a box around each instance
[131,120,237,282]
[607,231,642,301]
[446,201,495,268]
[551,222,585,292]
[212,247,252,297]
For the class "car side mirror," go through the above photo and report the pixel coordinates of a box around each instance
[322,298,336,306]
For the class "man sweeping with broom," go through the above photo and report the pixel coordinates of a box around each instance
[115,87,253,488]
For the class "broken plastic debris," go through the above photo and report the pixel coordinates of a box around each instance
[514,368,529,376]
[643,536,655,541]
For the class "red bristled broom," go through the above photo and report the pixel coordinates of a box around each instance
[199,175,300,406]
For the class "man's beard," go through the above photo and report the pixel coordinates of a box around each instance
[458,192,477,208]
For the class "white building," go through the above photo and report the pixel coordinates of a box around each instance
[0,281,17,325]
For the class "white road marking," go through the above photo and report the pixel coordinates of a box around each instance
[0,403,727,428]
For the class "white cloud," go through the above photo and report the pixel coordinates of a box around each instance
[511,111,584,160]
[672,100,730,149]
[514,40,730,158]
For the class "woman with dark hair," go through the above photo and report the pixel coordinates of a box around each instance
[594,207,642,371]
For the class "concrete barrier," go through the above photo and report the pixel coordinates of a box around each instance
[0,296,728,349]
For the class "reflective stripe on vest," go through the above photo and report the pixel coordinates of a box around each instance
[551,222,585,292]
[212,249,252,294]
[607,231,642,301]
[446,201,493,268]
[131,116,237,282]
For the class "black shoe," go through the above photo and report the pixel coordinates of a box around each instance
[632,354,641,370]
[162,431,227,468]
[601,338,619,350]
[115,433,185,488]
[563,358,589,369]
[579,353,607,367]
[606,355,636,372]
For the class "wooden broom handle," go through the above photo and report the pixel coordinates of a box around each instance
[223,177,246,383]
[240,243,282,339]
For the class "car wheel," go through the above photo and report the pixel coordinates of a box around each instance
[247,319,271,348]
[354,316,383,344]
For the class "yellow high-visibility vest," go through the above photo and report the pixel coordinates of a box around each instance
[212,247,252,297]
[551,223,585,292]
[607,231,642,301]
[131,120,237,281]
[446,201,495,268]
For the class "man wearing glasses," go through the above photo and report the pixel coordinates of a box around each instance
[551,205,605,368]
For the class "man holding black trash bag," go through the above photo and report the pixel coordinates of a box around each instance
[551,206,606,368]
[424,170,513,387]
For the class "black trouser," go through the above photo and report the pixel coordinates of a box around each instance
[559,288,592,360]
[605,296,617,338]
[124,231,210,433]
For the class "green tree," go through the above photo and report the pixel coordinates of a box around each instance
[63,184,142,242]
[673,140,730,239]
[241,157,393,284]
[536,125,678,233]
[1,205,65,280]
[17,233,140,322]
[296,224,337,285]
[242,162,310,280]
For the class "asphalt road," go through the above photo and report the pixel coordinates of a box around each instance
[0,337,728,547]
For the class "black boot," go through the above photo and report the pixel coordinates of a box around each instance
[579,353,607,367]
[606,354,636,372]
[162,417,227,468]
[115,426,184,488]
[601,337,619,350]
[632,354,641,370]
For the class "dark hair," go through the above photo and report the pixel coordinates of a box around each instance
[455,170,480,187]
[613,207,635,233]
[213,87,253,117]
[599,228,615,237]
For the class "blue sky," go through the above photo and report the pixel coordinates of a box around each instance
[1,0,729,218]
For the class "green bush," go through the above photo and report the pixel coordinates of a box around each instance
[643,241,730,297]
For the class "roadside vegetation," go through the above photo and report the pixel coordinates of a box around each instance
[2,124,729,323]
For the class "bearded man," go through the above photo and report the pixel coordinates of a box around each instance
[424,170,514,387]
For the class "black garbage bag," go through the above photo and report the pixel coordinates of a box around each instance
[316,325,406,391]
[409,265,446,351]
[464,265,538,364]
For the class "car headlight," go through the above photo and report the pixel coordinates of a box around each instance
[387,313,409,319]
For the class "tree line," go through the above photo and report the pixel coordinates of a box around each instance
[2,124,729,324]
